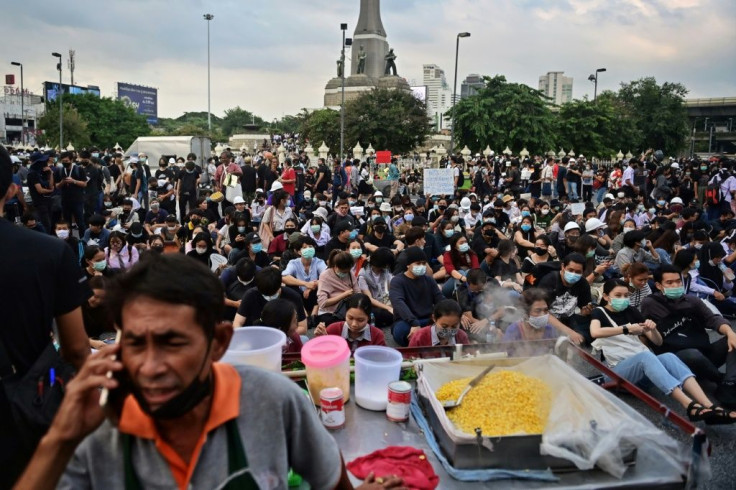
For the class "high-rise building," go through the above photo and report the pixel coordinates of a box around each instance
[538,71,573,105]
[460,74,484,99]
[423,64,454,131]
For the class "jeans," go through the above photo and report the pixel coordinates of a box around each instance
[442,270,469,298]
[595,187,608,205]
[568,182,579,200]
[392,317,431,347]
[611,351,693,395]
[675,337,736,384]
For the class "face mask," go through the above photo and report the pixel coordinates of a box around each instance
[564,271,582,285]
[104,202,113,208]
[284,228,296,236]
[411,265,427,277]
[301,247,316,259]
[196,246,207,255]
[191,219,201,227]
[92,260,107,271]
[251,243,263,253]
[458,243,470,253]
[648,208,656,214]
[349,230,358,240]
[349,200,356,206]
[404,214,414,222]
[701,166,707,171]
[374,225,387,233]
[450,216,459,224]
[350,248,363,259]
[151,204,159,211]
[444,229,454,238]
[534,246,547,256]
[521,224,532,232]
[521,211,531,217]
[335,270,349,279]
[319,200,327,207]
[657,200,666,206]
[56,229,70,239]
[610,297,630,312]
[131,232,143,238]
[238,226,246,233]
[527,314,549,330]
[262,292,280,301]
[438,205,447,211]
[623,227,634,234]
[640,239,647,248]
[541,209,550,215]
[375,197,383,203]
[586,250,595,258]
[435,326,459,339]
[663,286,684,299]
[237,277,253,286]
[167,225,177,232]
[694,260,700,270]
[310,224,321,233]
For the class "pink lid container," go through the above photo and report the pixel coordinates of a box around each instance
[301,336,350,368]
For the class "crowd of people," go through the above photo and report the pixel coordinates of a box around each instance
[3,140,736,487]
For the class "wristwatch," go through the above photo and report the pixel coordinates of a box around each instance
[622,325,630,335]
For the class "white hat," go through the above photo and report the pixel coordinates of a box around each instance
[303,190,312,198]
[604,193,615,200]
[564,222,581,233]
[10,155,21,164]
[270,181,283,192]
[379,202,392,212]
[314,207,328,220]
[233,196,246,205]
[255,188,264,194]
[460,197,471,210]
[129,156,139,164]
[168,157,175,164]
[585,217,606,233]
[374,190,383,197]
[670,162,680,169]
[670,197,683,204]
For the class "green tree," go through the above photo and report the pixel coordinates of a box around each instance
[616,77,689,154]
[38,103,90,148]
[300,108,341,153]
[344,88,431,154]
[449,75,557,154]
[62,93,150,148]
[221,106,264,136]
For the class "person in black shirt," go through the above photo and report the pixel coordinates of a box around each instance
[55,151,88,234]
[176,160,200,222]
[314,158,330,193]
[223,258,256,321]
[81,151,103,222]
[470,213,504,266]
[240,158,258,204]
[324,220,354,257]
[537,253,589,344]
[556,158,568,199]
[363,217,403,254]
[26,152,56,233]
[233,267,307,334]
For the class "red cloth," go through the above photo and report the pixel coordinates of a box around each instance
[347,446,439,490]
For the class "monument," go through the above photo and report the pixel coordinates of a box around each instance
[324,0,410,108]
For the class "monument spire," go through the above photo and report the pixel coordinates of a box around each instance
[355,0,386,37]
[350,0,389,79]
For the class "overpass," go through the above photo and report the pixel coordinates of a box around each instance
[685,97,736,155]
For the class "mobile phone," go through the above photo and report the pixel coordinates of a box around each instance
[99,329,122,408]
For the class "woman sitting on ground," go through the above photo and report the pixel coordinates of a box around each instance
[315,293,386,353]
[260,298,303,354]
[409,299,470,347]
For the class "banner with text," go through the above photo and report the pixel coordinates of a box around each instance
[117,82,158,124]
[423,168,454,196]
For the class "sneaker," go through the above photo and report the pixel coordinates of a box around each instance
[715,381,736,409]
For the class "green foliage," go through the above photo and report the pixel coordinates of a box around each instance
[61,94,150,148]
[300,108,341,153]
[344,88,431,154]
[616,77,689,154]
[222,106,265,136]
[37,103,90,148]
[449,75,557,155]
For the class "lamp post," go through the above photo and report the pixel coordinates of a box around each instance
[52,52,63,149]
[339,23,350,164]
[587,68,606,101]
[204,13,214,132]
[450,32,470,156]
[10,62,23,145]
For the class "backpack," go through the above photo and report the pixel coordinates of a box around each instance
[456,167,465,187]
[706,175,722,206]
[523,260,561,290]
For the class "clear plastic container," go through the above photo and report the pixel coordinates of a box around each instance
[354,346,402,410]
[301,336,351,404]
[221,326,286,372]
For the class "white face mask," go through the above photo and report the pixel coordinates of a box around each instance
[195,246,208,255]
[528,314,549,330]
[55,229,70,239]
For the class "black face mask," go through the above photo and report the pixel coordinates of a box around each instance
[534,247,548,256]
[438,205,447,211]
[375,225,387,233]
[191,218,201,226]
[483,229,495,237]
[151,246,163,253]
[130,342,213,420]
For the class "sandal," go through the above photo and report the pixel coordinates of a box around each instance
[686,401,713,422]
[704,405,736,426]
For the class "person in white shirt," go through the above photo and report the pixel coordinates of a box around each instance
[622,160,637,198]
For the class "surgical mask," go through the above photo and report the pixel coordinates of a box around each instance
[640,239,647,248]
[701,166,708,171]
[623,227,635,234]
[301,247,315,259]
[450,216,459,223]
[648,208,656,214]
[694,260,700,270]
[92,260,107,271]
[663,286,684,299]
[527,314,549,330]
[435,326,458,339]
[238,226,246,233]
[167,225,177,231]
[521,210,531,217]
[404,214,414,222]
[586,250,595,258]
[310,224,321,233]
[375,197,383,203]
[370,215,381,222]
[444,229,454,238]
[610,297,630,312]
[91,152,99,158]
[151,204,160,211]
[336,270,349,279]
[349,230,358,240]
[251,243,263,253]
[195,246,208,255]
[657,200,666,206]
[104,202,113,208]
[520,224,532,232]
[319,200,327,207]
[55,229,70,239]
[541,209,550,215]
[411,265,427,277]
[694,244,703,250]
[350,248,363,259]
[564,271,582,284]
[262,292,280,301]
[458,243,470,253]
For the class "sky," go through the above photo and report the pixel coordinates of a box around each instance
[2,0,735,121]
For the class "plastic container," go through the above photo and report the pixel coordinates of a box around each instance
[221,326,286,372]
[301,336,351,404]
[354,346,403,410]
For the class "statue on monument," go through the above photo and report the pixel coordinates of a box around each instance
[384,48,397,76]
[337,55,344,78]
[356,45,367,75]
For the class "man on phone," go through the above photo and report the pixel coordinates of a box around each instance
[15,254,402,490]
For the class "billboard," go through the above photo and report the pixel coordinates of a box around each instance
[117,82,158,124]
[411,85,427,103]
[43,82,101,102]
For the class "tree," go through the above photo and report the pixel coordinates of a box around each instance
[300,108,341,153]
[221,106,264,136]
[344,88,431,154]
[37,103,90,148]
[616,77,689,154]
[449,75,557,154]
[62,94,150,148]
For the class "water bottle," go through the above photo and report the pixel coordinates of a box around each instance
[486,321,496,343]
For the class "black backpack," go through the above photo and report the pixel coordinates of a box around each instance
[523,260,561,290]
[456,167,465,187]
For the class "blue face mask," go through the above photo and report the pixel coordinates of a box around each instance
[520,224,532,232]
[251,243,263,253]
[336,270,348,279]
[444,229,454,238]
[693,260,700,270]
[564,271,582,285]
[521,210,531,217]
[458,243,470,253]
[349,230,358,240]
[404,214,414,222]
[610,297,630,312]
[663,286,684,299]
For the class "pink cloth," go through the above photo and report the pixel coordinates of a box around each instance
[347,446,439,490]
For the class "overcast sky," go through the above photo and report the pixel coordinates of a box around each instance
[3,0,735,121]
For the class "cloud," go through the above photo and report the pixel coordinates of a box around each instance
[1,0,733,121]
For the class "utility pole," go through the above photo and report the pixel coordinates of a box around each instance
[10,62,23,145]
[68,49,76,86]
[52,52,63,149]
[204,14,214,132]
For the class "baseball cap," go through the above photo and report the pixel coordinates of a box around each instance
[233,196,246,205]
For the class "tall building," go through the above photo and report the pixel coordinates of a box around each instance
[423,64,454,131]
[460,74,484,99]
[538,71,573,105]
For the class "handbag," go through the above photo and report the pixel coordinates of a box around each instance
[258,206,275,250]
[590,307,648,368]
[0,339,75,451]
[333,274,356,319]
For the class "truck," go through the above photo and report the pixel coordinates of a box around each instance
[124,136,211,170]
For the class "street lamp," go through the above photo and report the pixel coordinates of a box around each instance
[587,68,606,101]
[339,23,350,163]
[10,62,24,145]
[52,52,63,149]
[204,13,214,132]
[450,32,470,156]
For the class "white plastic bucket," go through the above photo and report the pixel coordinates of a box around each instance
[354,346,403,410]
[221,326,286,372]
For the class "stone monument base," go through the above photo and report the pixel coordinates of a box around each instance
[324,74,411,108]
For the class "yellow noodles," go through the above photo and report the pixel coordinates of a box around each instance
[435,371,551,436]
